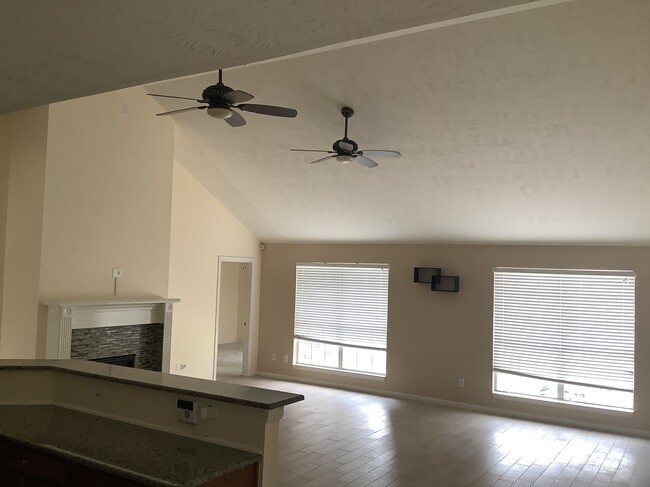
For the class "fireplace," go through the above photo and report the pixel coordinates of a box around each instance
[90,353,136,368]
[43,298,179,373]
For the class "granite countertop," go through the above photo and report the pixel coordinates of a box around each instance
[0,360,304,409]
[0,405,261,487]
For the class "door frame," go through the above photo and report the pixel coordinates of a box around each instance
[213,255,255,380]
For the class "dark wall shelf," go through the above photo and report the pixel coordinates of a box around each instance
[413,267,441,284]
[431,275,460,293]
[414,267,460,293]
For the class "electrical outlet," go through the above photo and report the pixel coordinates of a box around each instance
[271,353,276,361]
[200,405,218,420]
[458,377,465,388]
[112,267,122,278]
[283,355,289,363]
[175,363,186,372]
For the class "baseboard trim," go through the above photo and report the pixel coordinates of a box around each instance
[257,371,650,439]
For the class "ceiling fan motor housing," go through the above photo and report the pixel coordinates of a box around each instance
[202,84,233,105]
[333,138,358,154]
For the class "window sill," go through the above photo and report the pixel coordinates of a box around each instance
[293,364,386,381]
[493,391,634,417]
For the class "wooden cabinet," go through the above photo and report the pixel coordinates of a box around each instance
[0,440,67,487]
[0,439,258,487]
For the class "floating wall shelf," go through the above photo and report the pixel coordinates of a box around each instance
[413,267,441,284]
[413,267,460,293]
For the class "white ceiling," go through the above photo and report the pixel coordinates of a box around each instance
[149,0,650,245]
[0,0,538,114]
[4,0,650,245]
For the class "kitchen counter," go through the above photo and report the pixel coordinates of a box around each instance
[0,360,304,487]
[0,360,303,409]
[0,404,261,487]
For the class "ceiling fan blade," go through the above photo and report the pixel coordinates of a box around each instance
[222,90,254,104]
[310,155,336,164]
[235,104,297,118]
[148,93,204,103]
[359,150,401,158]
[225,110,246,127]
[290,149,336,153]
[355,156,379,168]
[156,106,206,116]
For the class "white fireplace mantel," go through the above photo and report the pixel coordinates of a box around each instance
[43,298,180,373]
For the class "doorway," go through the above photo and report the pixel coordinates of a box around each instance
[213,257,254,381]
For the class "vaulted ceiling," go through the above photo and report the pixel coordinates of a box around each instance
[149,0,650,244]
[4,0,650,245]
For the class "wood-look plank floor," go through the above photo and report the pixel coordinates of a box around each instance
[227,377,650,486]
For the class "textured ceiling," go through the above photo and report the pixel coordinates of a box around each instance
[1,0,540,114]
[5,0,649,245]
[149,0,650,244]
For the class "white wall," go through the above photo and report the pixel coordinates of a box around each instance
[168,160,261,380]
[0,87,263,374]
[0,107,49,358]
[39,87,174,301]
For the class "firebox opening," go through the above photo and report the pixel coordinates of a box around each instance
[90,354,136,368]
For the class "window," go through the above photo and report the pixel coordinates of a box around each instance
[293,263,389,377]
[493,268,635,411]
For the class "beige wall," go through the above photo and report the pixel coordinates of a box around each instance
[0,108,49,358]
[258,243,650,433]
[38,87,174,301]
[218,262,240,345]
[168,160,261,380]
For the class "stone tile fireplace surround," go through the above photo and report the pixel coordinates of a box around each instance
[70,323,163,371]
[43,299,179,373]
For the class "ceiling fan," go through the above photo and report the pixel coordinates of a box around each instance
[147,69,297,127]
[291,106,400,168]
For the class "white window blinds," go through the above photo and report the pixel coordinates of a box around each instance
[493,268,635,392]
[294,264,389,350]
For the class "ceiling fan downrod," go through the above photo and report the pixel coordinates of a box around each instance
[341,106,354,139]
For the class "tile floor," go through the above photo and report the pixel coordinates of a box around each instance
[228,376,650,487]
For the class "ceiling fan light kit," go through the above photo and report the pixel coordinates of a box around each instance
[335,155,355,163]
[207,107,233,119]
[291,106,401,169]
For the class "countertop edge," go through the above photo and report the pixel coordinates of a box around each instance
[0,364,305,409]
